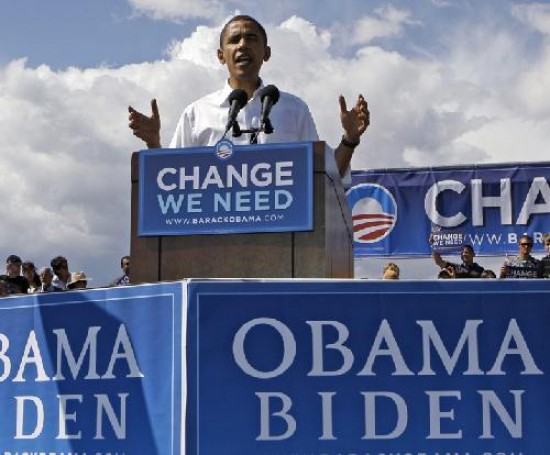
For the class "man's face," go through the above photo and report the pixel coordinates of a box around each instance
[545,238,550,254]
[6,262,21,278]
[383,269,399,280]
[23,267,34,283]
[56,261,69,280]
[518,238,533,257]
[41,269,53,285]
[122,257,130,275]
[461,247,474,264]
[217,20,270,82]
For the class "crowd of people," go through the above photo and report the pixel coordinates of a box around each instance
[2,233,548,294]
[0,254,130,297]
[377,232,550,280]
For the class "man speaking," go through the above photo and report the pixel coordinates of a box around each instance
[128,15,370,179]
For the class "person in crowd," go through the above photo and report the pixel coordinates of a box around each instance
[38,267,56,293]
[0,255,29,294]
[128,14,370,180]
[382,262,400,280]
[0,278,9,297]
[431,244,484,278]
[22,261,41,293]
[500,234,542,278]
[111,255,131,286]
[480,269,497,278]
[540,232,550,278]
[67,271,90,290]
[51,256,70,291]
[437,266,456,279]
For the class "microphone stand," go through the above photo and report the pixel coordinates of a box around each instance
[229,118,274,144]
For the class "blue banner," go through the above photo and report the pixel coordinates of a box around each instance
[0,283,184,454]
[348,162,550,256]
[138,141,313,236]
[186,279,550,454]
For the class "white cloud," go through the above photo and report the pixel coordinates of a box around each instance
[126,0,224,21]
[513,3,550,35]
[351,4,420,45]
[430,0,454,7]
[168,24,221,68]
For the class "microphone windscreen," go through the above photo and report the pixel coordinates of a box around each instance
[259,85,280,104]
[228,89,248,108]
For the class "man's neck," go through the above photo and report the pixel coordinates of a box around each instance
[228,77,261,99]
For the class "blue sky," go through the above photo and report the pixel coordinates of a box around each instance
[1,0,549,284]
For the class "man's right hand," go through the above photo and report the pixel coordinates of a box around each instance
[128,99,161,149]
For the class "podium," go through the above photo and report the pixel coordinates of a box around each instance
[130,141,353,282]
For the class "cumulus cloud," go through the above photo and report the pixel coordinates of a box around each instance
[513,3,550,35]
[126,0,224,21]
[351,4,420,45]
[3,4,550,282]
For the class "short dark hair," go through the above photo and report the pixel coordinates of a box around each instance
[219,15,267,47]
[22,261,35,272]
[6,254,22,265]
[519,234,534,244]
[462,244,474,254]
[120,255,130,267]
[481,269,497,278]
[51,256,68,272]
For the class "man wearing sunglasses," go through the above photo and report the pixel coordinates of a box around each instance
[500,234,543,279]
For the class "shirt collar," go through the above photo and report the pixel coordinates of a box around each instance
[219,78,265,106]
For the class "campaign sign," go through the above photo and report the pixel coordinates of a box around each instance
[0,283,184,454]
[186,279,550,454]
[349,162,550,256]
[138,141,313,236]
[430,225,466,253]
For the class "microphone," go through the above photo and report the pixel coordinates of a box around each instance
[224,89,248,136]
[259,85,280,134]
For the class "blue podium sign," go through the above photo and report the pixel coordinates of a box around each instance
[138,142,314,236]
[186,279,550,454]
[0,283,184,454]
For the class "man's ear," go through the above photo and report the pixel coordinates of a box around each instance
[263,45,271,62]
[217,48,226,65]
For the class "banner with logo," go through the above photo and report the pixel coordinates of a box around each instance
[348,162,550,256]
[185,279,550,454]
[138,141,313,236]
[0,283,184,454]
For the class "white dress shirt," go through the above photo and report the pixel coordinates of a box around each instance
[169,80,319,148]
[169,80,350,185]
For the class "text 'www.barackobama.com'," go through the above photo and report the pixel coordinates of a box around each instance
[165,214,286,225]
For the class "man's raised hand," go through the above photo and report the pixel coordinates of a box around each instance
[128,99,161,149]
[339,94,370,145]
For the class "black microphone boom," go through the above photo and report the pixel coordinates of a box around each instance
[224,89,249,136]
[259,85,280,134]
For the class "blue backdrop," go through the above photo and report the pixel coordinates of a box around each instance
[349,162,550,257]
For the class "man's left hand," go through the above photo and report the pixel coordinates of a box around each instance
[339,94,370,144]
